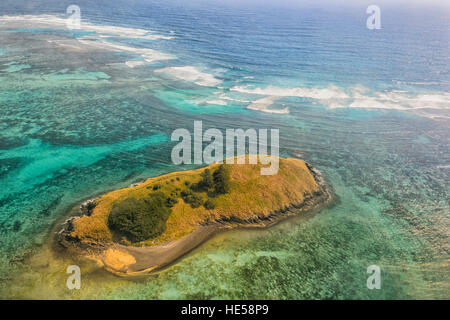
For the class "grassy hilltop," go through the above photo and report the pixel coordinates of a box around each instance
[71,157,320,247]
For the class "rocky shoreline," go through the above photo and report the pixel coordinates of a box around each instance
[56,162,334,277]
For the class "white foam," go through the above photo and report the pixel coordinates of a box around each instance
[247,96,289,114]
[231,84,348,115]
[205,100,228,106]
[211,92,251,103]
[231,84,350,100]
[346,91,450,115]
[0,14,68,27]
[0,14,173,40]
[78,39,174,63]
[80,24,173,40]
[154,66,222,87]
[0,14,175,67]
[125,60,146,68]
[337,91,450,120]
[232,84,449,119]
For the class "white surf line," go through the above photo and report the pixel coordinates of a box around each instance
[154,66,223,87]
[246,96,290,114]
[0,14,174,40]
[231,84,450,117]
[0,14,175,67]
[78,39,175,64]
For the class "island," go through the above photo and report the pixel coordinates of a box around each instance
[58,157,332,276]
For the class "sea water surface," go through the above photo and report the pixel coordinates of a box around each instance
[0,0,448,299]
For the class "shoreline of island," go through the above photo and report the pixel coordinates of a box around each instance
[56,159,334,277]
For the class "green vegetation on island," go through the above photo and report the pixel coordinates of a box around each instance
[70,158,324,247]
[107,165,231,242]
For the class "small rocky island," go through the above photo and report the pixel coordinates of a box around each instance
[58,157,332,276]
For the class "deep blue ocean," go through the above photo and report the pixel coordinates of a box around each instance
[0,0,448,299]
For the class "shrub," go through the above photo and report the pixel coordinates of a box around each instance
[213,165,231,195]
[181,190,203,208]
[197,169,214,191]
[166,195,178,207]
[204,199,216,210]
[153,184,162,191]
[108,192,171,242]
[180,190,190,197]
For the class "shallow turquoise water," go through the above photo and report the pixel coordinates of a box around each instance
[0,1,448,299]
